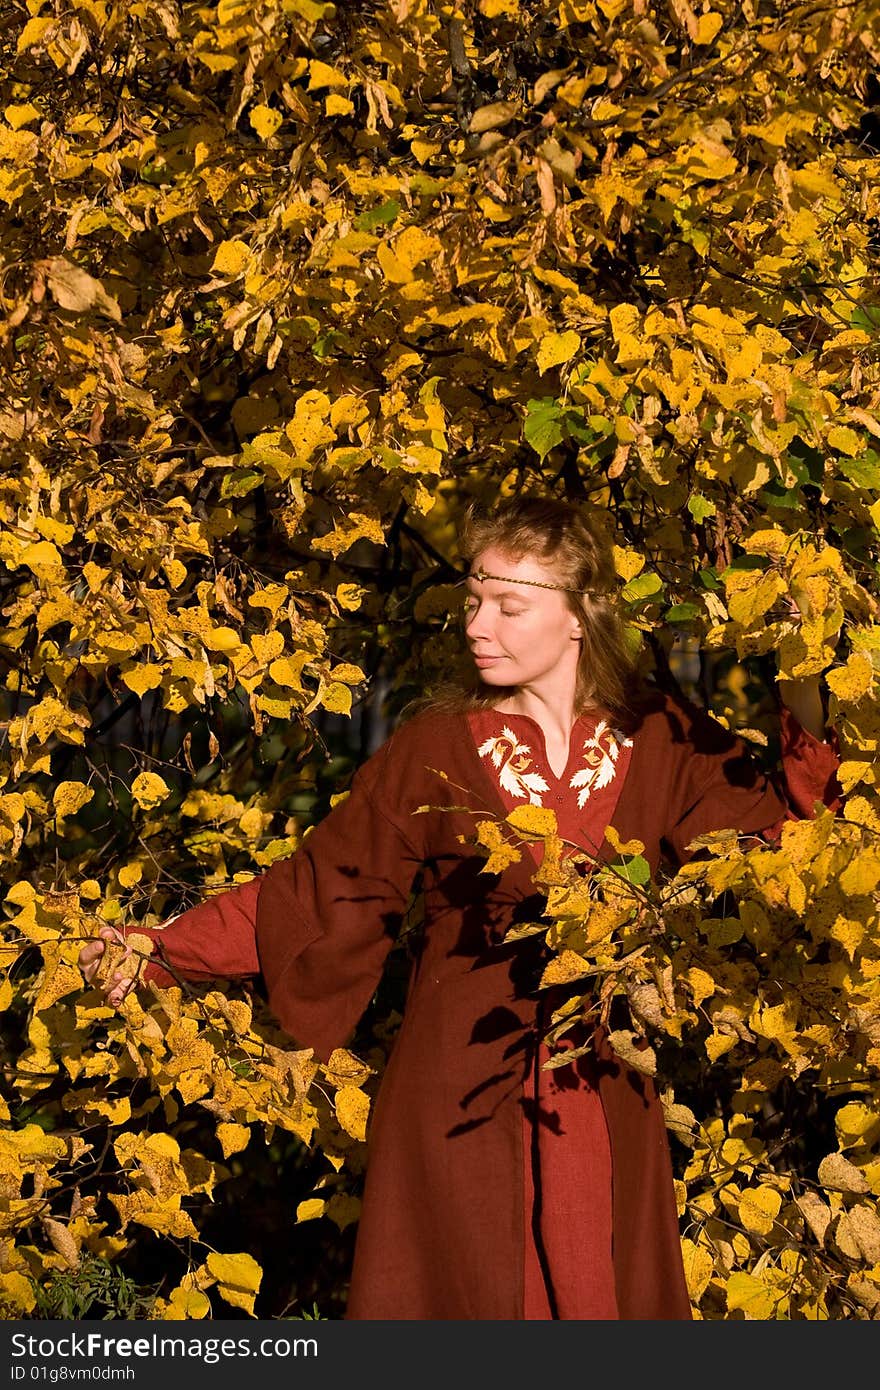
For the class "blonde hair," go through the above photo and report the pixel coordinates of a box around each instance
[418,496,642,732]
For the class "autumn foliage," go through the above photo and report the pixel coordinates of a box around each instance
[1,0,880,1319]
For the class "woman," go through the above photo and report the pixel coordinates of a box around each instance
[80,496,841,1320]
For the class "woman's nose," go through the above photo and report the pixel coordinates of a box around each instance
[465,606,492,642]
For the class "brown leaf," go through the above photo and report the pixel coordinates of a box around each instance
[468,101,519,134]
[42,257,121,322]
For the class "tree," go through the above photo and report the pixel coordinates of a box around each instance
[1,0,879,1318]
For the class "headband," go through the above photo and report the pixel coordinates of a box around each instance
[466,568,597,597]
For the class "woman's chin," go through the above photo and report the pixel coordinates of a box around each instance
[473,667,506,684]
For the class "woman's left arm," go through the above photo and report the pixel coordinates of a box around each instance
[776,675,827,742]
[774,671,844,821]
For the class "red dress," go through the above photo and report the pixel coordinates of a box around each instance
[127,689,841,1320]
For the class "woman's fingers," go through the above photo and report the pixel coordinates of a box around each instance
[78,940,105,972]
[106,975,135,1007]
[78,925,136,1003]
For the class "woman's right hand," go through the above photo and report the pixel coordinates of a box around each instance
[78,924,139,1007]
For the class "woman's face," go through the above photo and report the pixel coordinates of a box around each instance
[463,546,583,694]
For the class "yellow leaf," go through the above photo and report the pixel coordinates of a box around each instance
[335,583,365,611]
[216,1123,251,1159]
[16,17,56,52]
[608,302,650,367]
[686,967,716,1009]
[705,1031,737,1063]
[251,631,285,664]
[830,914,864,960]
[19,539,63,574]
[210,240,250,278]
[536,329,581,375]
[838,848,880,897]
[322,682,352,715]
[53,781,94,819]
[612,546,645,582]
[335,1085,370,1142]
[117,862,143,889]
[131,772,171,810]
[308,59,347,90]
[162,558,187,588]
[694,11,723,43]
[376,226,443,284]
[604,825,645,856]
[540,949,590,988]
[607,1029,657,1076]
[468,101,519,133]
[680,1238,714,1299]
[285,389,335,459]
[835,1103,880,1148]
[826,425,862,456]
[326,93,354,116]
[329,662,365,685]
[5,103,41,128]
[203,626,240,653]
[0,1270,36,1314]
[311,512,384,556]
[725,1271,778,1319]
[506,804,558,838]
[249,104,282,139]
[268,653,307,689]
[205,1251,262,1316]
[121,664,164,697]
[826,654,874,704]
[296,1198,327,1222]
[738,1185,782,1236]
[165,1285,211,1319]
[330,394,370,430]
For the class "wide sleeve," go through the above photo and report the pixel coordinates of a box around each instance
[253,750,424,1061]
[662,694,842,868]
[125,734,425,1063]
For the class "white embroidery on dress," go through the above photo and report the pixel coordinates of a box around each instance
[477,726,550,806]
[569,720,634,809]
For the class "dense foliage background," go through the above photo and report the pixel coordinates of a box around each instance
[1,0,879,1319]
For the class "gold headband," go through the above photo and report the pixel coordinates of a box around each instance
[467,568,596,597]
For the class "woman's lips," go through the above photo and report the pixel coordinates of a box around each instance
[473,654,505,668]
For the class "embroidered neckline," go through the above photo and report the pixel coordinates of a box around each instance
[476,725,550,806]
[475,714,632,809]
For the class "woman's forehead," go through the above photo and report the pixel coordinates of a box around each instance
[468,547,561,588]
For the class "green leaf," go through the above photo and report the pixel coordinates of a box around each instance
[523,398,566,459]
[721,555,766,576]
[839,450,880,490]
[355,200,401,232]
[666,602,701,623]
[220,469,265,499]
[610,854,651,886]
[849,304,880,331]
[756,481,801,510]
[699,567,722,590]
[687,494,716,522]
[621,571,663,603]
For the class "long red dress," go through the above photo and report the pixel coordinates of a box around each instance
[127,686,841,1320]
